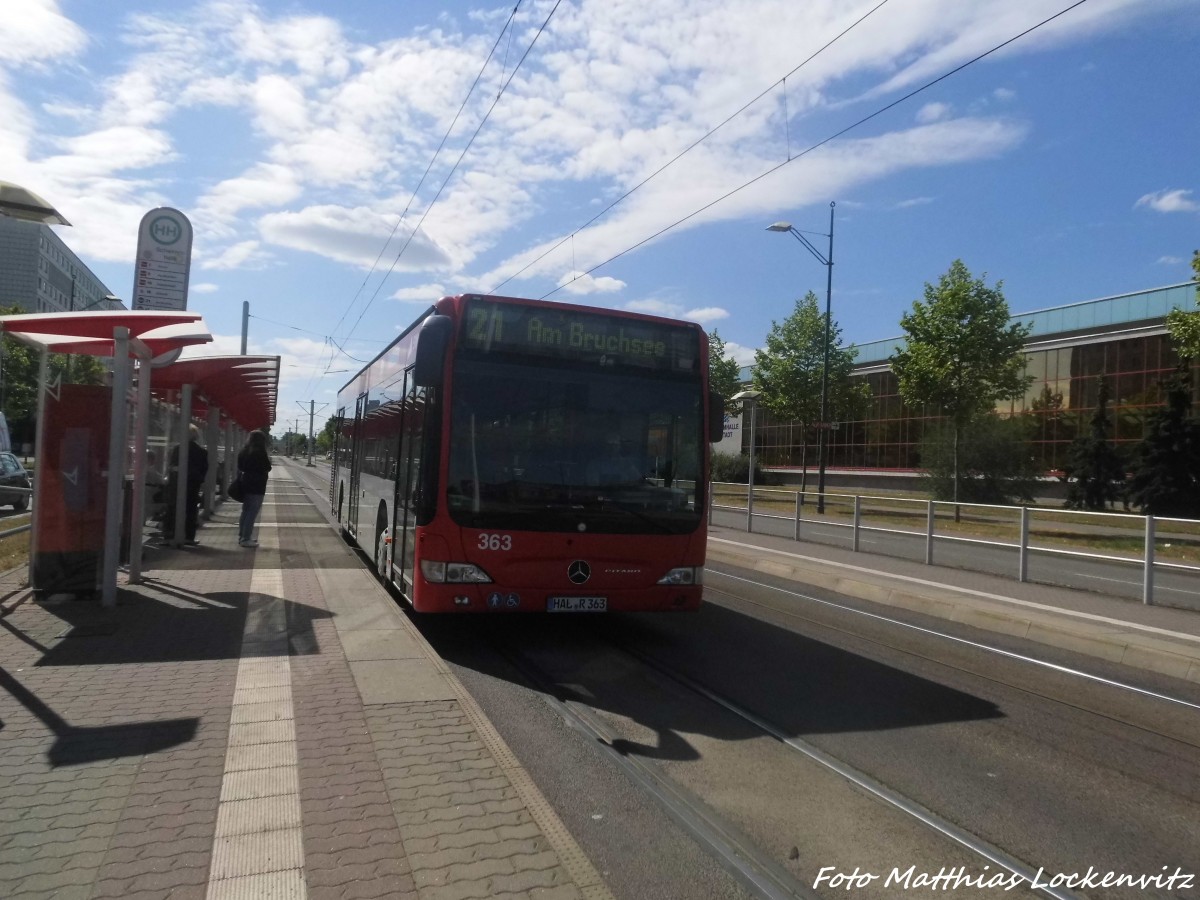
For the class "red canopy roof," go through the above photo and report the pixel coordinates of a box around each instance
[150,355,280,430]
[0,311,211,357]
[0,309,211,360]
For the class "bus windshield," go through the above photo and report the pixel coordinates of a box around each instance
[446,358,704,535]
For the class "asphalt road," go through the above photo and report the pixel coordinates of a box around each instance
[285,460,1200,899]
[420,570,1199,899]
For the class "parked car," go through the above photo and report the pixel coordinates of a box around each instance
[0,451,31,512]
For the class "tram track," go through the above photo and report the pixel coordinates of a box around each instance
[498,642,818,900]
[704,567,1200,756]
[486,562,1200,899]
[498,632,1082,900]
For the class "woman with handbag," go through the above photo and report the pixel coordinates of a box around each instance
[236,429,272,548]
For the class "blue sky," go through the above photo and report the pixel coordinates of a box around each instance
[2,0,1197,434]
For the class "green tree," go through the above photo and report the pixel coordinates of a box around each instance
[1,304,107,447]
[918,415,1039,505]
[1165,250,1200,359]
[1062,377,1126,511]
[752,292,869,495]
[316,415,338,453]
[1126,367,1200,518]
[890,261,1033,507]
[707,329,743,414]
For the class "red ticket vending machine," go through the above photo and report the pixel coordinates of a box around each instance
[32,384,111,597]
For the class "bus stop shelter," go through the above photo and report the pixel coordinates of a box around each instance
[0,311,280,607]
[146,355,279,550]
[0,311,215,606]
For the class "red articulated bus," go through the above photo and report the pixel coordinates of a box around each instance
[332,293,724,613]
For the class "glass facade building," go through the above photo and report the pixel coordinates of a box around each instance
[748,283,1200,475]
[0,217,120,314]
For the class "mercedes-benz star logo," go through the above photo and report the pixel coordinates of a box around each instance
[567,560,591,584]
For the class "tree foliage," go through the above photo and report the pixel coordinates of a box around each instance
[1165,250,1200,360]
[0,304,108,446]
[1062,377,1126,511]
[918,415,1039,505]
[316,415,338,453]
[751,291,869,488]
[1125,367,1200,518]
[891,261,1033,501]
[707,329,743,414]
[710,450,764,485]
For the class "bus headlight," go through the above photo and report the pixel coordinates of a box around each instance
[657,567,702,586]
[420,560,493,584]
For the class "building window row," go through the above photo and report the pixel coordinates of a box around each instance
[747,334,1198,475]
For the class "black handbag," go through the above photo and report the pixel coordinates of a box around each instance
[228,474,245,502]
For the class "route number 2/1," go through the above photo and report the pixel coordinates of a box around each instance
[478,533,512,551]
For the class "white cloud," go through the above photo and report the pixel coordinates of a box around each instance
[200,240,270,270]
[258,205,454,270]
[916,102,952,123]
[392,284,447,302]
[191,282,220,294]
[623,297,729,325]
[893,196,935,209]
[0,0,87,65]
[557,272,626,294]
[1135,189,1198,214]
[196,164,302,235]
[685,307,729,325]
[481,116,1027,290]
[0,0,1178,304]
[723,340,757,367]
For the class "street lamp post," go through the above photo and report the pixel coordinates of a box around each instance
[767,202,835,514]
[732,389,761,532]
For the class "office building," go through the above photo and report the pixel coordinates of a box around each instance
[741,282,1199,479]
[0,216,121,314]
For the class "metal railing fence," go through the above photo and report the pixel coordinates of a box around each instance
[710,482,1200,608]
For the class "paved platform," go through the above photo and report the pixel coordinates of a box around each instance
[0,468,611,900]
[2,466,1198,900]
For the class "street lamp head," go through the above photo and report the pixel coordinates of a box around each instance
[766,222,793,233]
[0,181,71,226]
[731,389,761,403]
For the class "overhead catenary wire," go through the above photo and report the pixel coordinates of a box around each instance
[334,0,565,358]
[324,1,524,348]
[490,0,893,295]
[533,0,1092,301]
[304,1,527,398]
[249,313,387,344]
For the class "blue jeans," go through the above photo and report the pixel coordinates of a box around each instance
[239,493,264,542]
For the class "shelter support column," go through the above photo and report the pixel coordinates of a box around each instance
[128,358,153,584]
[204,406,220,515]
[224,420,235,497]
[101,327,130,608]
[28,349,49,576]
[172,384,193,547]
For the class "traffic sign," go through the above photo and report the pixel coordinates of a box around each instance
[132,207,193,311]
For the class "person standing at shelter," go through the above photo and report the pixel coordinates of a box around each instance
[237,429,271,548]
[168,424,209,544]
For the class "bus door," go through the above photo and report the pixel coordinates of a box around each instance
[346,393,368,537]
[393,370,425,595]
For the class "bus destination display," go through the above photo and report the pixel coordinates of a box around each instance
[460,298,697,372]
